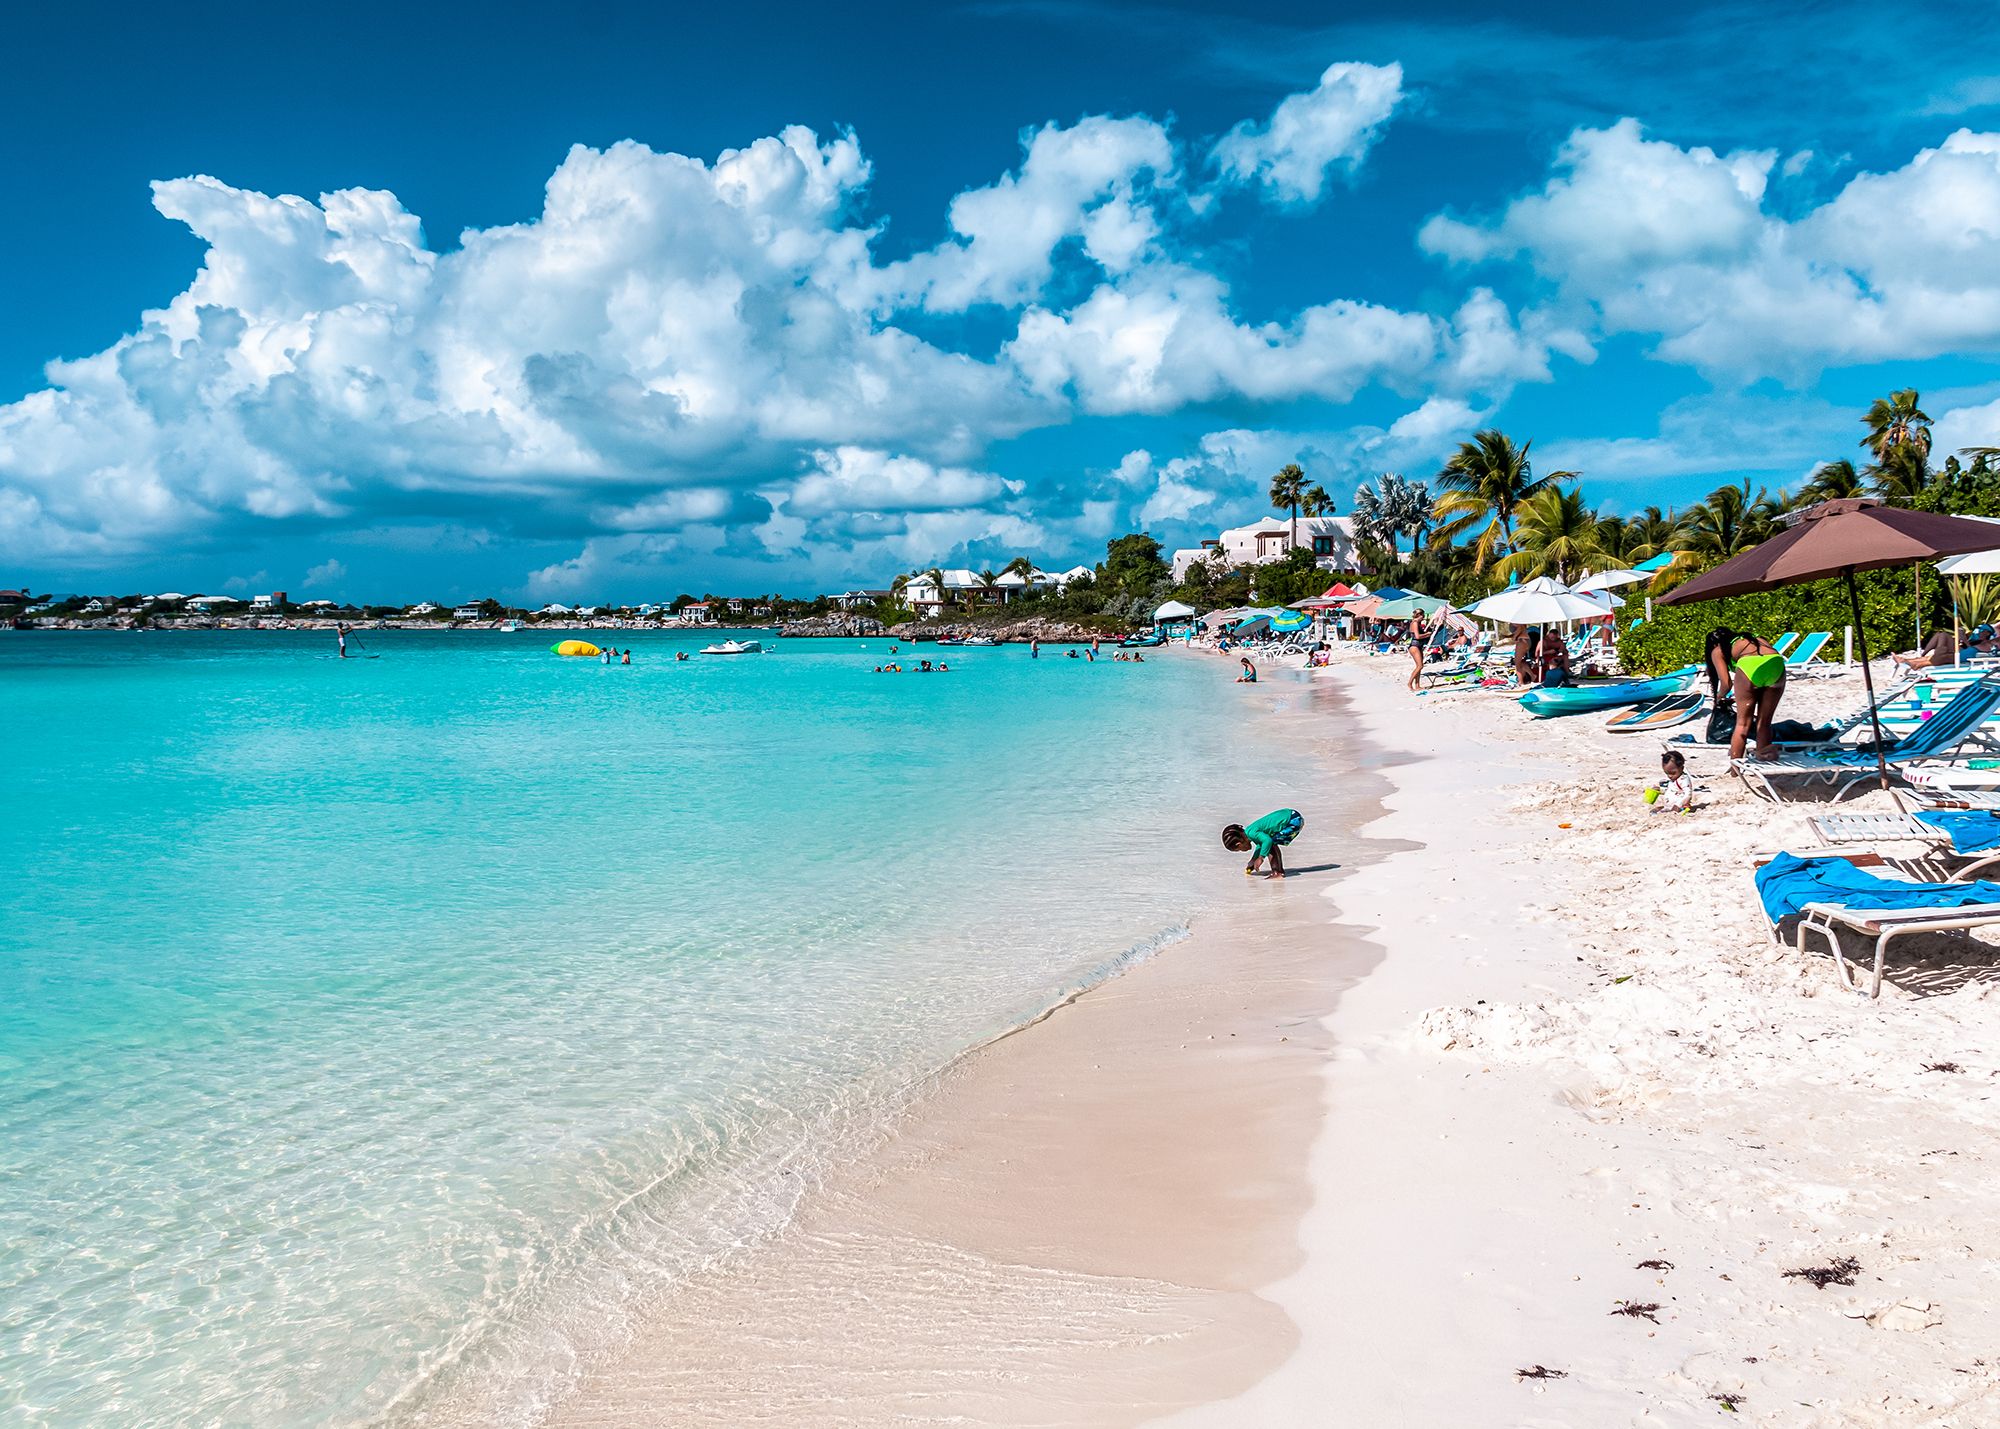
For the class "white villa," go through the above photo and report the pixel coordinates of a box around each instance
[900,565,1093,617]
[1169,516,1364,584]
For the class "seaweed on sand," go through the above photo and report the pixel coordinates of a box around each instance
[1611,1301,1662,1322]
[1514,1365,1567,1381]
[1783,1256,1861,1289]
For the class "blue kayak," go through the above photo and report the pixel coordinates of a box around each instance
[1519,667,1697,718]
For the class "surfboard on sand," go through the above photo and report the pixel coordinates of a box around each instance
[1606,689,1705,733]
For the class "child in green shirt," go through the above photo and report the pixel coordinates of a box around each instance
[1222,808,1303,879]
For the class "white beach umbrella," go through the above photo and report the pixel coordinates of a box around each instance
[1573,568,1646,592]
[1466,576,1605,624]
[1935,548,2000,576]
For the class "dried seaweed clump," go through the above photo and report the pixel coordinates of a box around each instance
[1783,1256,1861,1289]
[1611,1300,1662,1322]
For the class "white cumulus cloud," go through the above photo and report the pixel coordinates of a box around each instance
[1212,62,1405,204]
[1422,120,2000,379]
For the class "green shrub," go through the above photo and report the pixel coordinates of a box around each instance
[1616,568,1946,675]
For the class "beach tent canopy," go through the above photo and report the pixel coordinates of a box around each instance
[1466,576,1605,625]
[1199,606,1256,630]
[1661,497,2000,789]
[1573,568,1646,592]
[1321,581,1359,598]
[1153,599,1197,621]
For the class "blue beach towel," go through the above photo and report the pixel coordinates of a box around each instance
[1912,809,2000,853]
[1755,851,2000,922]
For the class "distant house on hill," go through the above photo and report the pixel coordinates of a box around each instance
[829,589,893,610]
[1169,515,1363,583]
[451,603,485,620]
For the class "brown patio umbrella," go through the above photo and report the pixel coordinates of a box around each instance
[1660,498,2000,790]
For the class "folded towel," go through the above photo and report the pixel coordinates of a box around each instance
[1912,809,2000,853]
[1754,850,2000,921]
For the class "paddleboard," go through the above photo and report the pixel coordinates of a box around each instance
[1606,689,1705,733]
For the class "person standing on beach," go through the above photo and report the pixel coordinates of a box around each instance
[1705,627,1786,761]
[1222,808,1302,879]
[1511,626,1536,685]
[1407,614,1429,692]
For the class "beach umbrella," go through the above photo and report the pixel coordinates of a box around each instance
[1574,568,1646,592]
[1371,593,1449,621]
[1934,547,2000,576]
[1659,497,2000,790]
[1270,609,1313,632]
[1633,552,1679,573]
[1466,576,1604,625]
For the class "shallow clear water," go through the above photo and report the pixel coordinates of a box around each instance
[0,630,1304,1426]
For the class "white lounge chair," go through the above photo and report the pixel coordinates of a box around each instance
[1733,676,2000,802]
[1756,850,2000,997]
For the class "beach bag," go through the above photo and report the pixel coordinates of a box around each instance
[1705,695,1736,745]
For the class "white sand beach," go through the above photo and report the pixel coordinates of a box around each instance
[540,647,2000,1426]
[1201,650,2000,1427]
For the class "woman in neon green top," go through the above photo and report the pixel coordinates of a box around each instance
[1705,627,1786,761]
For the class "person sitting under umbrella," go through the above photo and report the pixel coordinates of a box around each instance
[1706,627,1787,761]
[1538,628,1572,687]
[1892,626,1960,672]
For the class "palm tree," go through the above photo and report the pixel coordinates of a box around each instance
[1432,430,1575,571]
[1300,484,1335,518]
[1684,479,1777,562]
[1861,389,1932,504]
[977,568,999,604]
[1002,555,1036,579]
[1496,487,1603,584]
[1269,462,1308,550]
[1797,459,1865,506]
[1387,474,1433,552]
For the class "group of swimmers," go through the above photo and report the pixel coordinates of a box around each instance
[598,647,633,665]
[874,659,950,672]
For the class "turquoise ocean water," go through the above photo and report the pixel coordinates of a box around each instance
[0,630,1303,1425]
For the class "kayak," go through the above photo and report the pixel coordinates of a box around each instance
[1519,667,1697,718]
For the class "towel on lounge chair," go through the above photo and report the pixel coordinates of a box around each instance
[1912,809,2000,853]
[1754,850,2000,922]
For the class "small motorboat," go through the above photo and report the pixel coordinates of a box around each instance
[959,635,998,646]
[700,639,763,656]
[1519,667,1697,718]
[1119,632,1166,648]
[499,619,522,632]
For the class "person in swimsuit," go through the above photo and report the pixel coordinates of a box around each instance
[1237,656,1257,683]
[1512,626,1537,686]
[1705,627,1786,761]
[1407,614,1428,693]
[1538,628,1572,686]
[1892,628,1959,672]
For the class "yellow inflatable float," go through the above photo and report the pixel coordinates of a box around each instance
[551,640,602,657]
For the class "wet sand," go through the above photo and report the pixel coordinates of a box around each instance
[544,670,1381,1425]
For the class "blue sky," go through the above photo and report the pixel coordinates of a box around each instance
[5,0,2000,602]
